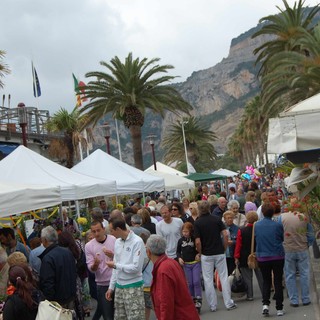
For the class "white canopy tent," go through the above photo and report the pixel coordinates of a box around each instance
[72,149,165,194]
[212,168,238,177]
[268,93,320,154]
[145,162,187,177]
[145,168,195,191]
[0,146,117,200]
[0,182,62,217]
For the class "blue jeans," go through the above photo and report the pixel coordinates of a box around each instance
[183,262,202,298]
[285,250,311,304]
[92,285,114,320]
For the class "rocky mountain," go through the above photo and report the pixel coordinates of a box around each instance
[167,25,273,155]
[96,23,273,168]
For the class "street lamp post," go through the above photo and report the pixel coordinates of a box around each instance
[181,120,189,175]
[17,102,27,147]
[148,134,157,170]
[102,123,111,155]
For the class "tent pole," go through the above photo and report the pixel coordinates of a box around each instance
[75,200,80,218]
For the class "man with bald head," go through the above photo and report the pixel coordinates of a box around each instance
[212,197,227,219]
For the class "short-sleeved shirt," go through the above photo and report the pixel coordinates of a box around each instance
[194,213,226,256]
[156,218,183,259]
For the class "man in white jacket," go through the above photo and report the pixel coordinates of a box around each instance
[106,216,146,319]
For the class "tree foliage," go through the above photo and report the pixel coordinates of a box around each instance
[161,116,217,172]
[80,52,192,169]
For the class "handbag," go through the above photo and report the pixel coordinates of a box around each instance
[247,223,259,269]
[35,300,74,320]
[231,265,247,294]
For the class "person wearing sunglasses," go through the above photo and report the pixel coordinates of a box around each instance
[170,203,188,223]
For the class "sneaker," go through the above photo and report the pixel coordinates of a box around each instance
[262,305,269,316]
[210,308,217,312]
[303,301,311,306]
[277,309,285,316]
[227,304,237,311]
[195,301,202,308]
[246,297,254,301]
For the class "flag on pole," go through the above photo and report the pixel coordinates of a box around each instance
[78,81,87,102]
[32,62,41,97]
[72,73,82,107]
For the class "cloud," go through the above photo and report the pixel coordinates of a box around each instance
[1,0,318,113]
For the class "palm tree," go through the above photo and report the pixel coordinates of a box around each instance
[46,107,89,168]
[0,50,10,88]
[253,0,320,77]
[261,25,320,108]
[161,116,217,172]
[80,53,192,170]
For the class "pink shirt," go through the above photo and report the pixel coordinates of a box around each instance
[85,235,116,286]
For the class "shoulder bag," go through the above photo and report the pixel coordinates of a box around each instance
[247,223,259,269]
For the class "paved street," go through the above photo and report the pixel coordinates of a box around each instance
[87,274,319,319]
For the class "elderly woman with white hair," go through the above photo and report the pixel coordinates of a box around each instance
[146,235,200,319]
[226,200,247,227]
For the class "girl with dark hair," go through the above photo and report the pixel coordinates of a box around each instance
[3,265,44,320]
[176,222,202,312]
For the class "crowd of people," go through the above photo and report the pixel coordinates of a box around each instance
[0,173,315,319]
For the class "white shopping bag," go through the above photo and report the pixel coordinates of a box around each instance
[35,300,74,320]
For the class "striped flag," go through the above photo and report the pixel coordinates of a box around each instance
[72,73,82,107]
[32,62,41,97]
[72,74,87,107]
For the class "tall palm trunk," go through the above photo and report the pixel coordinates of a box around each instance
[129,125,143,170]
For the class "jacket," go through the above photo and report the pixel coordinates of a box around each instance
[39,244,77,304]
[255,218,284,260]
[3,289,44,320]
[234,223,254,267]
[109,231,145,290]
[151,254,200,320]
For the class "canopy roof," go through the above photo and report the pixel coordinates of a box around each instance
[0,182,62,217]
[72,149,164,194]
[145,162,187,177]
[212,168,238,177]
[282,92,320,115]
[268,93,320,154]
[0,146,117,200]
[185,172,227,182]
[144,168,195,191]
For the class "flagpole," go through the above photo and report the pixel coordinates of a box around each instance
[181,120,189,175]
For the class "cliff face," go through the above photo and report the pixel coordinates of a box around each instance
[166,27,273,154]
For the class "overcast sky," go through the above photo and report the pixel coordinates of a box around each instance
[1,0,318,114]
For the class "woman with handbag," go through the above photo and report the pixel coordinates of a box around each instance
[255,204,285,317]
[234,211,263,301]
[3,265,44,320]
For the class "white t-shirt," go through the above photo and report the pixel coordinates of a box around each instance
[156,217,183,258]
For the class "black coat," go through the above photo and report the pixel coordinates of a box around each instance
[238,225,255,268]
[39,244,77,305]
[3,289,44,320]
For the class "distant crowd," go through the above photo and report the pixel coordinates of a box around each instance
[0,172,315,319]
